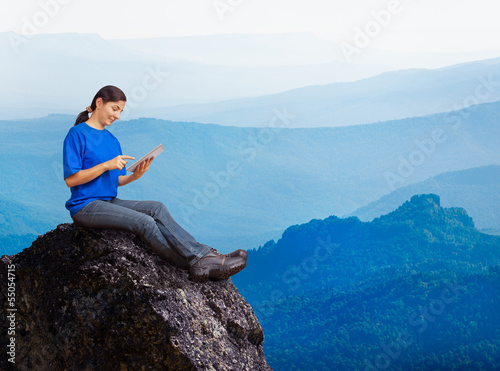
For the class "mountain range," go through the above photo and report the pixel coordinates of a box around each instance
[150,57,500,127]
[0,32,393,120]
[232,194,500,370]
[2,30,500,370]
[1,99,499,255]
[2,32,500,122]
[347,165,500,233]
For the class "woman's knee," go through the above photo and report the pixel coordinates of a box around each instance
[133,214,157,235]
[134,214,167,249]
[149,201,170,217]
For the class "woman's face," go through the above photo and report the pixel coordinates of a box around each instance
[95,99,126,127]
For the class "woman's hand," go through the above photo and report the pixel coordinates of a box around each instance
[105,155,135,171]
[132,157,154,180]
[66,155,138,188]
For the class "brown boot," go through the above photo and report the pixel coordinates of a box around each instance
[212,248,248,260]
[190,249,247,283]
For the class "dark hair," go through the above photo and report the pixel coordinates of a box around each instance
[74,85,127,126]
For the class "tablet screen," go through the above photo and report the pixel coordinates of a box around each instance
[126,144,165,172]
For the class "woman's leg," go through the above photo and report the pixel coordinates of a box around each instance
[109,198,211,265]
[72,199,194,269]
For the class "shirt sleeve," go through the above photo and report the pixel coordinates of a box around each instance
[63,129,83,180]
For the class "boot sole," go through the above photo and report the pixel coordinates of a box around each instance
[210,261,247,281]
[190,261,247,283]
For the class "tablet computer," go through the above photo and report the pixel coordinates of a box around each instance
[126,144,165,172]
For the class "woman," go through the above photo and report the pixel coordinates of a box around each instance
[63,85,247,282]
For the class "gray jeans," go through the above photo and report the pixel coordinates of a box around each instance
[72,198,211,268]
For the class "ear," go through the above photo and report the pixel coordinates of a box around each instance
[96,97,103,109]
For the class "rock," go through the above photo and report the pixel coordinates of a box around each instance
[0,223,271,371]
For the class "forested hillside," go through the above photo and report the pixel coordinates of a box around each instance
[233,194,500,370]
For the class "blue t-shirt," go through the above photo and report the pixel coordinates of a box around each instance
[63,122,126,217]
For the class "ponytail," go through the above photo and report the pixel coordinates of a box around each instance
[74,85,127,126]
[74,110,90,126]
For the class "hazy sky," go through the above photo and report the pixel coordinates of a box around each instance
[1,0,500,52]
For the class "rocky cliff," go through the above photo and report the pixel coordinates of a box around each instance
[0,223,271,370]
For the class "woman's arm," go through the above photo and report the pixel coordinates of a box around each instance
[118,174,138,187]
[118,157,154,187]
[65,155,134,188]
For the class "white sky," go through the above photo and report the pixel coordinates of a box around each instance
[1,0,500,52]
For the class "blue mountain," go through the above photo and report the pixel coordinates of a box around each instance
[347,165,500,233]
[152,58,500,127]
[232,194,500,370]
[1,100,499,254]
[0,32,393,121]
